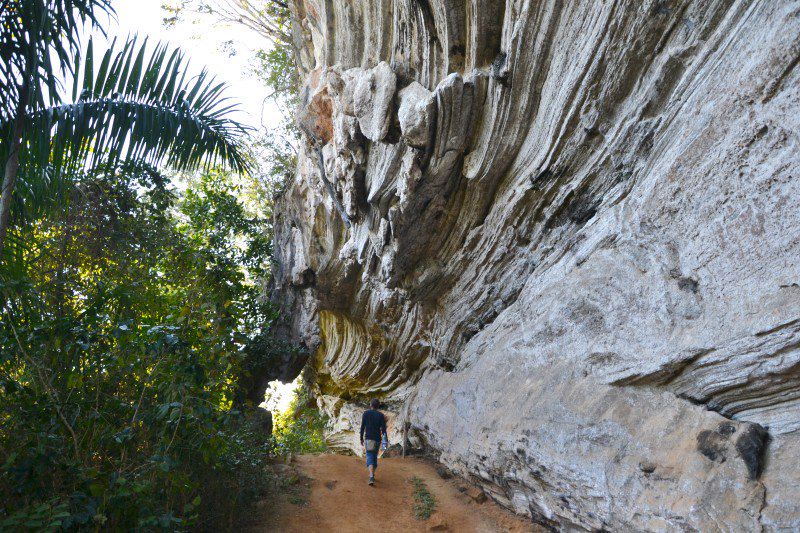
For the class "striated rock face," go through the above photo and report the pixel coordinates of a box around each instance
[273,0,800,530]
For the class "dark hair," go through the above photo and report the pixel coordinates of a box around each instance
[370,398,380,409]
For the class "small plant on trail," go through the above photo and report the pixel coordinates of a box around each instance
[410,476,436,520]
[288,494,308,506]
[271,468,310,507]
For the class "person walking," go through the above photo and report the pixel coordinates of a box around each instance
[360,399,388,486]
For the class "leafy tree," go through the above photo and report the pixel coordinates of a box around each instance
[0,3,320,527]
[247,33,300,189]
[0,164,281,529]
[271,379,328,455]
[161,0,300,194]
[0,0,249,252]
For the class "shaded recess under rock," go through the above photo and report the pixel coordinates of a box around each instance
[271,0,800,530]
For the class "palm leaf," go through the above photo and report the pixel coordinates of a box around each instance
[16,36,250,182]
[0,0,114,121]
[0,5,249,253]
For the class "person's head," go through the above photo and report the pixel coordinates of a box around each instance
[370,398,380,409]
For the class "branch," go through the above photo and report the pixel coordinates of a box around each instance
[7,311,81,462]
[164,399,184,455]
[213,0,292,44]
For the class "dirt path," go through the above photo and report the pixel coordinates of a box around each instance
[251,454,537,532]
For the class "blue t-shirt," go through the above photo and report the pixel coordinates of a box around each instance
[360,409,387,442]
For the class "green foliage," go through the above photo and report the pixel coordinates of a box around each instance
[1,500,72,532]
[1,3,306,529]
[0,0,249,253]
[158,1,302,195]
[251,43,299,103]
[16,36,249,177]
[0,166,289,530]
[2,36,250,234]
[0,0,114,118]
[271,381,328,456]
[248,125,298,196]
[248,47,299,196]
[410,476,436,520]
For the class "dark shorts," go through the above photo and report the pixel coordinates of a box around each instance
[365,450,378,468]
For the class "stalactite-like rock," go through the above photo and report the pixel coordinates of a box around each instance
[274,0,800,529]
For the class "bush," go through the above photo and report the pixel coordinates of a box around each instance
[0,311,277,530]
[0,169,288,530]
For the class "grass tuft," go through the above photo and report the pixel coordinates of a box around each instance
[410,476,436,520]
[274,469,310,507]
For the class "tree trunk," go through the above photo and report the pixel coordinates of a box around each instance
[0,82,29,254]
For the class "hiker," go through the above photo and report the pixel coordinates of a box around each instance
[360,398,388,486]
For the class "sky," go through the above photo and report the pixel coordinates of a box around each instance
[90,0,283,131]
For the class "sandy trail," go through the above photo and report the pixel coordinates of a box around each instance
[252,453,537,532]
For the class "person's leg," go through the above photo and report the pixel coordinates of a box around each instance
[366,452,377,484]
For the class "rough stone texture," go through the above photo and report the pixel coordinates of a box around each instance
[353,61,396,142]
[398,81,435,148]
[275,0,800,530]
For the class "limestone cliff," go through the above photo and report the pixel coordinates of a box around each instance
[272,1,800,530]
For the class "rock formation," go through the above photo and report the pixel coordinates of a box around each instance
[272,0,800,530]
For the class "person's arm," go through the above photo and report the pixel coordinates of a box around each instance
[380,413,387,441]
[360,412,366,444]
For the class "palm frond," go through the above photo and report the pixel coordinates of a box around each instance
[0,8,250,253]
[18,36,251,179]
[0,0,115,120]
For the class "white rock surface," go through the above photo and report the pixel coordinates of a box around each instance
[352,61,396,142]
[276,0,800,530]
[397,81,434,148]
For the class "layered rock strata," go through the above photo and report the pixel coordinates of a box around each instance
[273,0,800,530]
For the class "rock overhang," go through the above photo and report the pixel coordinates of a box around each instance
[272,0,800,529]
